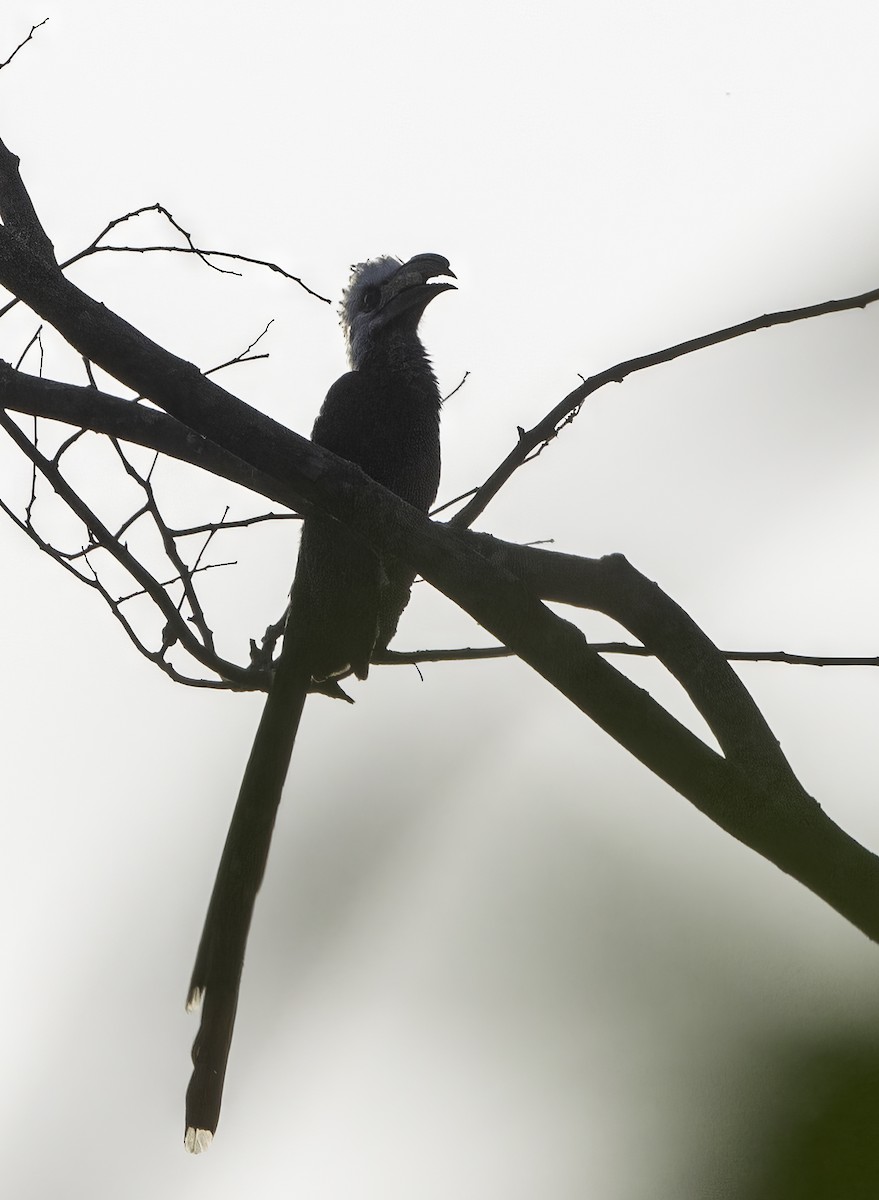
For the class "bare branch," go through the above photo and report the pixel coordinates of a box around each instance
[376,643,879,668]
[117,559,236,605]
[14,325,43,371]
[61,203,332,301]
[0,405,254,687]
[442,370,469,401]
[431,484,478,518]
[449,286,879,529]
[109,437,215,649]
[82,555,246,691]
[0,200,329,322]
[0,363,297,505]
[52,424,89,465]
[175,511,299,537]
[205,321,275,376]
[0,135,56,264]
[375,645,514,665]
[0,18,48,72]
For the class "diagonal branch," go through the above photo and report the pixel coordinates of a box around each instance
[449,286,879,529]
[0,362,295,502]
[465,536,791,789]
[0,18,48,73]
[0,136,56,265]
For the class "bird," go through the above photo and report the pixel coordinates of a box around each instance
[184,252,455,1152]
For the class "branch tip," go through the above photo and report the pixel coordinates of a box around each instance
[0,18,49,72]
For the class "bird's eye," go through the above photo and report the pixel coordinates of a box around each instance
[360,286,380,312]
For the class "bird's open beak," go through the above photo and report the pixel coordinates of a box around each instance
[378,253,456,324]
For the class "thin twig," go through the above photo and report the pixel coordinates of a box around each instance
[175,511,299,537]
[431,485,478,518]
[0,407,251,685]
[117,559,236,604]
[442,370,470,402]
[0,203,330,320]
[51,424,89,465]
[63,203,331,300]
[205,321,275,376]
[376,643,879,668]
[0,18,48,72]
[110,436,216,650]
[14,326,43,371]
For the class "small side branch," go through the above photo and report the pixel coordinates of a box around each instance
[0,197,329,323]
[0,18,48,72]
[376,643,879,669]
[62,204,331,300]
[0,405,264,689]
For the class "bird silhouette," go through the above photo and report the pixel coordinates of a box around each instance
[184,253,455,1151]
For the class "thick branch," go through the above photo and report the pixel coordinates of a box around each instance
[0,363,296,506]
[0,137,56,264]
[466,537,792,791]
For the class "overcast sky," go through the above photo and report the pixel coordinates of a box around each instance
[2,3,879,1197]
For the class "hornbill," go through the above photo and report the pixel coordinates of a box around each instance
[184,253,455,1152]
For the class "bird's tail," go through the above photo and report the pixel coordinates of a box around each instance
[184,639,311,1152]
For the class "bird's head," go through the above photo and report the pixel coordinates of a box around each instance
[341,253,456,369]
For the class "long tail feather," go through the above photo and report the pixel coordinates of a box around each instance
[184,640,311,1150]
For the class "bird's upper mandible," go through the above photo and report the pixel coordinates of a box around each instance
[341,253,456,370]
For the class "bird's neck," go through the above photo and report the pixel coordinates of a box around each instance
[355,329,436,388]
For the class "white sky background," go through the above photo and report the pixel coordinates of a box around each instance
[2,1,879,1196]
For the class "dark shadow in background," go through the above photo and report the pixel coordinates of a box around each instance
[697,1028,879,1200]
